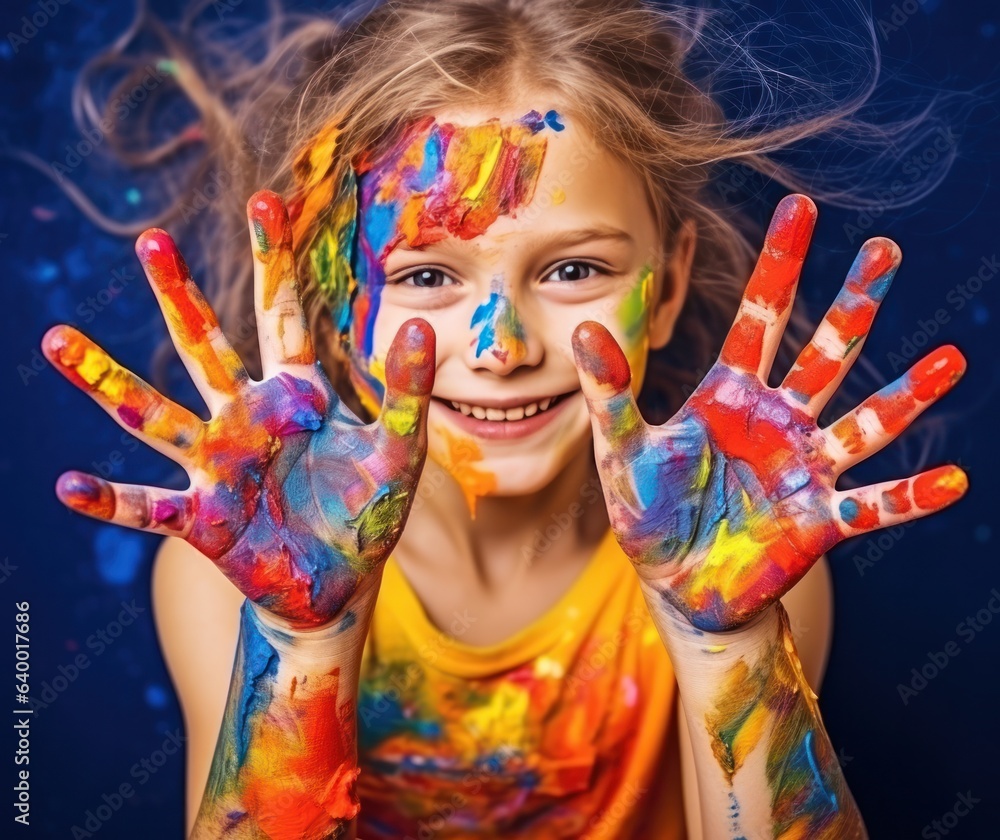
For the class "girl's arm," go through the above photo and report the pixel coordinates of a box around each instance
[573,194,968,837]
[675,557,833,840]
[191,586,375,839]
[43,191,435,837]
[652,594,856,838]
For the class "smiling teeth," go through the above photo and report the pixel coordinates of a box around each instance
[451,396,563,421]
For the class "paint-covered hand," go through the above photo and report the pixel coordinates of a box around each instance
[573,194,967,632]
[43,191,435,629]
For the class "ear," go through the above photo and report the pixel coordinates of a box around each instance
[649,218,696,350]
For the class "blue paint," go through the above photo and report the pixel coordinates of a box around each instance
[337,610,357,633]
[234,603,280,766]
[866,268,895,302]
[777,466,811,500]
[358,687,442,752]
[471,292,503,357]
[839,498,859,524]
[803,731,838,809]
[544,110,565,131]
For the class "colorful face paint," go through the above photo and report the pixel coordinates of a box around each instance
[293,110,562,416]
[470,275,528,363]
[46,192,435,630]
[616,263,655,384]
[434,424,498,519]
[571,194,968,632]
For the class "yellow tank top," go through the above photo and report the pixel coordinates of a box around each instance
[356,529,687,839]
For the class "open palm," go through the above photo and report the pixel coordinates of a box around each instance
[573,194,967,632]
[43,191,435,629]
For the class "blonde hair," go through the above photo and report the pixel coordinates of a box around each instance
[65,0,961,422]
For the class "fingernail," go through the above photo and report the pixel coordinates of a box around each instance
[849,238,900,302]
[767,195,816,256]
[914,465,968,510]
[136,229,184,286]
[572,323,631,390]
[57,472,114,518]
[249,191,289,254]
[387,320,435,395]
[910,345,966,402]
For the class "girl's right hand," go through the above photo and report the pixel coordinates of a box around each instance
[42,190,435,629]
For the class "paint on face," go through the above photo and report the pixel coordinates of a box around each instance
[295,110,563,418]
[435,424,498,519]
[470,275,527,363]
[617,263,655,384]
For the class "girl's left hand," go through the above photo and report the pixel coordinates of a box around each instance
[572,194,968,632]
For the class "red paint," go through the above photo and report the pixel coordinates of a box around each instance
[56,472,115,520]
[913,466,967,510]
[826,297,876,346]
[720,314,765,372]
[572,323,631,390]
[910,345,965,402]
[881,481,912,515]
[784,343,841,400]
[385,320,435,397]
[136,229,243,396]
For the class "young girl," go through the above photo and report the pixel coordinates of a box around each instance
[44,0,967,837]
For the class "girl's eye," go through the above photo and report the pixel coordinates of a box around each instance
[544,262,600,282]
[400,269,454,288]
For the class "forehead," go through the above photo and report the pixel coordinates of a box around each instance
[357,108,654,255]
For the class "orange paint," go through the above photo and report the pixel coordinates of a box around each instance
[913,466,968,510]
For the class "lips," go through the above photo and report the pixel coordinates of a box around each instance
[431,390,580,440]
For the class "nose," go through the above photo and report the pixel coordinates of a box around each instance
[466,276,543,374]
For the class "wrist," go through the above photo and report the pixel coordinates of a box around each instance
[640,581,785,664]
[245,565,383,661]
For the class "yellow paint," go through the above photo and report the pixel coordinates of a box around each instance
[462,135,503,201]
[551,186,566,205]
[433,425,498,519]
[687,518,772,606]
[460,682,529,753]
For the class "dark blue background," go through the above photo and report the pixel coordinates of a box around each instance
[1,1,997,837]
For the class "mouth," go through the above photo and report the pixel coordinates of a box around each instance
[431,389,580,440]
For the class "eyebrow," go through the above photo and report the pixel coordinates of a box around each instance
[393,225,636,254]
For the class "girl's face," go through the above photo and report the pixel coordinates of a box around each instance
[334,105,687,515]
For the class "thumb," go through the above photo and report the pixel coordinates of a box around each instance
[571,321,646,448]
[378,318,436,443]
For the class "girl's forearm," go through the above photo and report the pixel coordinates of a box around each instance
[643,593,866,839]
[191,588,375,840]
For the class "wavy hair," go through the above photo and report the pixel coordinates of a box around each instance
[54,0,965,424]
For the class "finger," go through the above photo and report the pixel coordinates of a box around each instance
[825,345,965,471]
[55,470,194,537]
[248,190,316,375]
[376,319,436,445]
[782,237,901,413]
[571,321,647,452]
[834,465,968,535]
[135,229,248,414]
[719,194,817,379]
[42,325,203,461]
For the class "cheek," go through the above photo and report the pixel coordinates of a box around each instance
[548,267,656,392]
[365,301,466,385]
